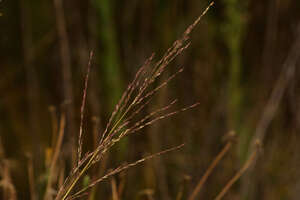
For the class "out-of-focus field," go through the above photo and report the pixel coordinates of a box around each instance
[1,0,300,199]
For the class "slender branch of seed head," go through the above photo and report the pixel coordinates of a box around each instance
[101,98,137,146]
[122,102,200,137]
[148,2,215,82]
[150,38,187,80]
[119,54,155,113]
[139,44,188,94]
[133,99,177,128]
[114,53,154,116]
[184,1,214,36]
[128,64,182,119]
[105,70,149,141]
[123,98,152,125]
[100,90,129,144]
[100,54,154,144]
[151,43,190,81]
[137,67,184,105]
[70,144,185,199]
[110,121,130,138]
[78,51,93,165]
[101,72,156,144]
[57,167,82,200]
[60,146,101,200]
[107,103,196,148]
[111,66,184,136]
[61,134,114,199]
[77,151,93,170]
[94,100,180,163]
[120,43,188,123]
[107,99,177,143]
[68,192,88,200]
[116,64,145,114]
[100,69,139,143]
[56,166,79,200]
[57,152,92,191]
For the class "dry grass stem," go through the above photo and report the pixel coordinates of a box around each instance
[176,175,191,200]
[251,25,300,148]
[49,106,59,150]
[26,153,37,200]
[78,51,94,165]
[44,113,66,200]
[117,173,126,198]
[138,189,155,200]
[0,137,17,200]
[111,178,119,200]
[53,0,76,152]
[214,141,261,200]
[241,26,300,198]
[188,131,235,200]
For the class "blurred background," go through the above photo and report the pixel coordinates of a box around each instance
[1,0,300,199]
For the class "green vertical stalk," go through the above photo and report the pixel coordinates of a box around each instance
[222,0,249,163]
[92,0,127,162]
[223,0,245,130]
[92,0,123,109]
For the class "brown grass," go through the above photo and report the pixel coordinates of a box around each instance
[54,2,214,200]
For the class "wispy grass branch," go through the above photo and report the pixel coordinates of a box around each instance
[55,2,214,200]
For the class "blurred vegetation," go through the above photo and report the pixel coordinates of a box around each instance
[1,0,300,200]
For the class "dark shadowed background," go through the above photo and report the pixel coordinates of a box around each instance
[1,0,300,199]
